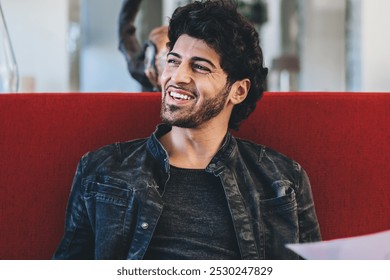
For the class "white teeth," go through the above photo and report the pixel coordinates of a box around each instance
[169,91,192,100]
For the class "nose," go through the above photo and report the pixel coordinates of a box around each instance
[171,63,192,84]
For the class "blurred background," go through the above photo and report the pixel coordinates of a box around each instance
[1,0,389,93]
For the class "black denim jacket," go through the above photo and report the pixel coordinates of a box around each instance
[53,124,321,260]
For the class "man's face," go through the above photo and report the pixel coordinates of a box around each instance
[160,34,232,128]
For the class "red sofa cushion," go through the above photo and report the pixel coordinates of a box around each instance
[0,92,389,259]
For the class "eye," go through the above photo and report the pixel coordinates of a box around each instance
[167,57,180,66]
[193,63,211,73]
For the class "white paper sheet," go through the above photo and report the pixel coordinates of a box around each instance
[286,230,390,260]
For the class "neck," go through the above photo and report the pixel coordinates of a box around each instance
[159,123,228,169]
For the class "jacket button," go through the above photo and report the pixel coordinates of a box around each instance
[141,222,149,230]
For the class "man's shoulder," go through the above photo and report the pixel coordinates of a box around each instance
[234,137,302,171]
[81,138,149,168]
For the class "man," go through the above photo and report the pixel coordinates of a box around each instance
[54,0,321,260]
[118,0,168,91]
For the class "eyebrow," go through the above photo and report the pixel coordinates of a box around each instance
[167,52,217,69]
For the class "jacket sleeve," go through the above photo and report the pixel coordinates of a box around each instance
[296,167,322,243]
[52,156,94,259]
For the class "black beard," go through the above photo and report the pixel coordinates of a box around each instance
[160,84,231,128]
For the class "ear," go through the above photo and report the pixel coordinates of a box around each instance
[229,79,251,105]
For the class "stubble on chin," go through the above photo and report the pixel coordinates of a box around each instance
[160,101,195,128]
[160,88,230,129]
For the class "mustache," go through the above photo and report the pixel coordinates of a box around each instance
[164,84,197,96]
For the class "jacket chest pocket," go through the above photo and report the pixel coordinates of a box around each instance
[83,179,135,237]
[259,180,299,259]
[260,180,298,227]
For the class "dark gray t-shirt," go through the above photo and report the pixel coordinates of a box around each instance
[143,166,241,259]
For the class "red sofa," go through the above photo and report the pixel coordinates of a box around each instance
[1,92,389,260]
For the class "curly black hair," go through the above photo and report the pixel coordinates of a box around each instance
[167,0,268,130]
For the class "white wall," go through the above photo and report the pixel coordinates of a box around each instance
[361,0,390,92]
[2,0,69,92]
[162,0,176,25]
[80,0,139,92]
[297,0,390,92]
[299,0,347,91]
[2,0,144,93]
[261,0,282,76]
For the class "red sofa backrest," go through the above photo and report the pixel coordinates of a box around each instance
[1,92,389,259]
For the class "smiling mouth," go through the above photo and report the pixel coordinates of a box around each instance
[166,85,196,101]
[169,91,193,100]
